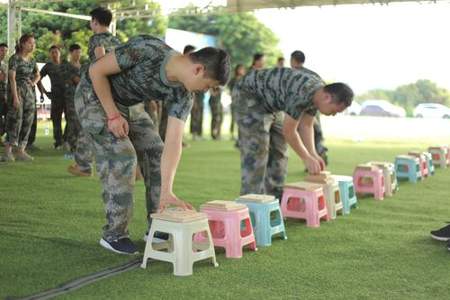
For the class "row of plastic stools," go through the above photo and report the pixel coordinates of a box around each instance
[141,197,289,276]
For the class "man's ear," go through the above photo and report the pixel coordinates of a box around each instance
[193,64,205,76]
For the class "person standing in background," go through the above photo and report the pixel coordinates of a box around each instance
[0,43,8,146]
[2,34,40,162]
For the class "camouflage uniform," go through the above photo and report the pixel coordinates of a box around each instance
[295,67,328,164]
[228,77,239,137]
[235,67,324,200]
[60,61,81,152]
[4,54,38,148]
[209,88,223,140]
[0,60,8,138]
[74,32,121,173]
[74,35,193,242]
[40,61,66,147]
[190,92,204,137]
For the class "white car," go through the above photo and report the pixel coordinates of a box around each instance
[360,99,406,118]
[413,103,450,119]
[344,101,361,116]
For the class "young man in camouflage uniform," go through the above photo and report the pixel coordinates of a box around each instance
[235,67,353,200]
[0,43,8,145]
[60,44,82,154]
[290,50,328,165]
[184,45,205,141]
[76,34,229,254]
[209,86,223,140]
[38,45,66,149]
[68,7,121,177]
[2,34,40,162]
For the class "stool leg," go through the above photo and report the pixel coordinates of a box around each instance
[375,175,384,200]
[205,227,219,267]
[141,227,157,269]
[224,220,242,258]
[307,195,320,227]
[173,231,193,276]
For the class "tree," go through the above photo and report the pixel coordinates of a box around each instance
[357,79,450,115]
[0,0,166,62]
[169,8,282,68]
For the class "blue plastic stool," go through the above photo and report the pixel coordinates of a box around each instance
[236,195,287,247]
[395,155,422,183]
[332,175,358,215]
[424,152,435,175]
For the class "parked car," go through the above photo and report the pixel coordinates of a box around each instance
[344,101,361,116]
[413,103,450,119]
[360,100,406,117]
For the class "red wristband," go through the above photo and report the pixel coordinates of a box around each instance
[107,114,121,122]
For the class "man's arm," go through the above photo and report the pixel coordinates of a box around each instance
[8,70,19,109]
[298,113,325,169]
[89,52,127,137]
[37,64,47,95]
[94,46,106,60]
[283,113,321,174]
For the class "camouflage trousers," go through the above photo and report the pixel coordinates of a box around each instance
[209,95,223,140]
[190,92,204,136]
[50,92,66,147]
[0,91,7,137]
[74,79,163,241]
[63,88,80,153]
[5,82,36,148]
[236,90,288,201]
[72,84,94,172]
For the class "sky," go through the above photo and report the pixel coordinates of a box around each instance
[254,1,450,94]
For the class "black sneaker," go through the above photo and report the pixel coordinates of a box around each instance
[430,224,450,241]
[99,237,139,255]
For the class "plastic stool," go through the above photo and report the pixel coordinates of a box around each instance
[332,175,358,215]
[281,182,328,227]
[236,194,287,246]
[353,164,385,200]
[200,201,257,258]
[305,171,344,219]
[141,209,218,276]
[368,161,398,196]
[423,152,435,175]
[428,146,448,168]
[395,155,422,183]
[408,151,429,178]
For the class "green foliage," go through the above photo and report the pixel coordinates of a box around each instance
[0,0,166,62]
[169,8,282,68]
[357,79,450,114]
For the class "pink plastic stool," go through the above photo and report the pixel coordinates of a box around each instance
[281,182,328,227]
[200,204,257,258]
[408,151,429,177]
[353,164,385,200]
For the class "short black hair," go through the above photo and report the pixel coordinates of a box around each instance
[291,50,305,64]
[189,47,231,86]
[183,45,196,54]
[324,82,354,108]
[0,43,7,48]
[90,7,113,26]
[69,44,81,52]
[48,45,60,52]
[277,57,284,62]
[252,53,264,65]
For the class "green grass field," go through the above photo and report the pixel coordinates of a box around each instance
[1,128,450,299]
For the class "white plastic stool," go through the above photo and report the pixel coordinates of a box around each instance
[141,210,218,276]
